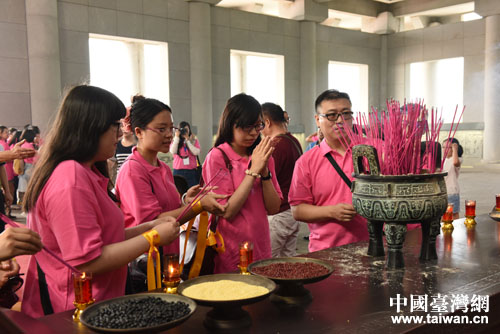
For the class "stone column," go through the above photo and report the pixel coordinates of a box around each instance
[379,35,388,108]
[188,0,219,159]
[25,0,62,134]
[300,21,317,136]
[483,14,500,163]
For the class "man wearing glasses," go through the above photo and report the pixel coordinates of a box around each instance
[288,89,368,252]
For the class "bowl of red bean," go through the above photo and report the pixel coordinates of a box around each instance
[248,257,333,284]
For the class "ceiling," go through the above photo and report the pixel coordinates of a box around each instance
[217,0,479,32]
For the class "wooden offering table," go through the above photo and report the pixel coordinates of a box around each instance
[3,215,500,333]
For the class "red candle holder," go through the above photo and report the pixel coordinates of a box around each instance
[442,204,454,232]
[238,241,253,275]
[464,200,477,228]
[72,272,94,322]
[163,253,180,294]
[496,194,500,211]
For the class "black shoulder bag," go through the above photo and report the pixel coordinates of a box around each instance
[325,153,352,189]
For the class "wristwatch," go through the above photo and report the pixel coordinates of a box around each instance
[261,171,272,181]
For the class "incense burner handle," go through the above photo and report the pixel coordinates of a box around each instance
[352,145,381,176]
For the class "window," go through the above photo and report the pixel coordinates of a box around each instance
[409,57,464,123]
[230,50,284,107]
[328,61,369,114]
[89,34,169,107]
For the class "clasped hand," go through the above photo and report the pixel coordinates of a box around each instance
[249,136,275,176]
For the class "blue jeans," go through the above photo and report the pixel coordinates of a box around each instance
[447,193,460,213]
[173,168,199,189]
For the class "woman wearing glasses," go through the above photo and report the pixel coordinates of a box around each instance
[203,93,282,273]
[21,86,179,317]
[115,98,227,258]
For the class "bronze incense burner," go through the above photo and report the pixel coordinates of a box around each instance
[351,145,448,269]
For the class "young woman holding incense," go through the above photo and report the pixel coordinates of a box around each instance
[115,98,227,257]
[21,85,180,318]
[203,93,282,273]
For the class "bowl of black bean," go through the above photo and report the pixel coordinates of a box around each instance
[80,293,196,333]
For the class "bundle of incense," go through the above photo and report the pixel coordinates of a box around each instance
[176,168,226,224]
[337,100,464,175]
[1,213,82,274]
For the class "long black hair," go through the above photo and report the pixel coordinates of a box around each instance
[24,85,126,211]
[214,93,262,154]
[177,121,192,156]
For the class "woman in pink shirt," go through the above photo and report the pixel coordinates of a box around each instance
[21,85,179,318]
[170,121,201,188]
[116,98,226,256]
[203,93,282,273]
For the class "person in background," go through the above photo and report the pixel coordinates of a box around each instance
[21,85,179,318]
[108,95,141,185]
[0,127,14,219]
[170,121,201,188]
[443,138,463,220]
[306,127,324,152]
[289,89,368,252]
[7,130,25,208]
[32,126,42,149]
[283,111,290,131]
[261,103,302,257]
[203,93,282,273]
[17,128,37,208]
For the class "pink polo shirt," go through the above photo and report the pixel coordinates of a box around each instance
[0,139,14,180]
[116,147,181,255]
[172,139,200,170]
[289,140,369,252]
[21,141,37,164]
[22,160,127,318]
[203,142,282,273]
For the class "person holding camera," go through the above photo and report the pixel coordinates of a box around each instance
[169,121,201,188]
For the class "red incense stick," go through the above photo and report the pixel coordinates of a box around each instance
[176,168,226,224]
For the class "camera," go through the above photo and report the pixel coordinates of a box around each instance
[180,128,188,136]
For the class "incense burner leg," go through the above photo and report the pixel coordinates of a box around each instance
[420,219,440,261]
[367,220,385,257]
[384,223,407,269]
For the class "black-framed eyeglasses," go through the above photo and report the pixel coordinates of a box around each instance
[318,111,354,122]
[242,122,265,133]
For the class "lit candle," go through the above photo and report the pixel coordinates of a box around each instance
[465,200,476,217]
[239,241,253,269]
[496,194,500,211]
[72,272,93,304]
[442,204,454,221]
[163,253,180,283]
